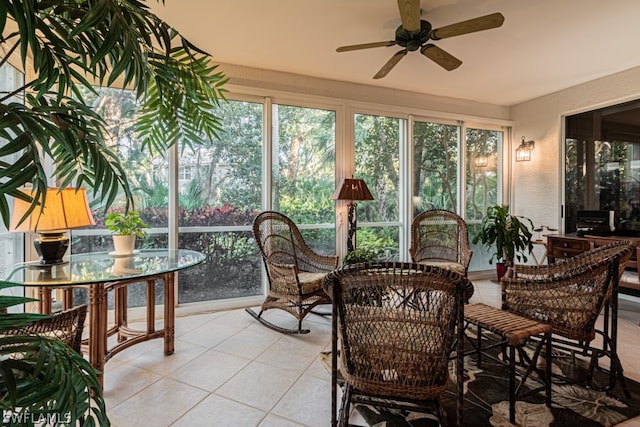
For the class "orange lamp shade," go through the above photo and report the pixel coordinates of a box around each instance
[10,187,95,232]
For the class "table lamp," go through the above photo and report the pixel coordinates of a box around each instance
[331,178,374,252]
[10,187,95,265]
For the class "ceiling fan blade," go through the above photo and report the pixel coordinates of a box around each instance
[373,50,407,79]
[421,44,462,71]
[429,12,505,40]
[397,0,421,32]
[336,41,397,52]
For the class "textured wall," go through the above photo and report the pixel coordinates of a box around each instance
[510,66,640,232]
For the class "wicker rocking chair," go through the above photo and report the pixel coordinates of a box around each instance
[323,262,467,427]
[409,209,473,277]
[247,211,339,334]
[502,240,634,395]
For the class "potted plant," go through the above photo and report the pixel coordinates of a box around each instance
[472,204,534,279]
[105,210,151,255]
[342,247,376,265]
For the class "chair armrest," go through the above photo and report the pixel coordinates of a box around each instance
[511,240,633,281]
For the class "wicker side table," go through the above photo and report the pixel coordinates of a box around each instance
[464,303,553,424]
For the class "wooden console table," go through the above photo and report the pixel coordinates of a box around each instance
[546,234,640,291]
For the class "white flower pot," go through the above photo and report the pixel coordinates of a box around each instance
[112,234,136,255]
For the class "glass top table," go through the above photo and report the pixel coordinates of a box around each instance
[1,248,205,286]
[0,248,205,387]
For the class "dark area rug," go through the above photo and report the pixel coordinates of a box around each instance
[321,328,640,426]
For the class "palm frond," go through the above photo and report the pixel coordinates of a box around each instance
[1,0,227,221]
[0,335,108,426]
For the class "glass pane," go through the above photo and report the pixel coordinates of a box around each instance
[71,87,167,254]
[73,96,265,305]
[272,104,336,254]
[358,226,400,261]
[0,62,26,308]
[413,121,460,214]
[354,114,401,258]
[465,128,500,221]
[177,100,263,303]
[0,62,24,269]
[465,127,502,270]
[565,100,640,235]
[71,87,167,308]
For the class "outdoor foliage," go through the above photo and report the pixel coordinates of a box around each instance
[355,114,399,223]
[342,247,376,265]
[413,121,459,213]
[466,128,499,220]
[273,105,336,224]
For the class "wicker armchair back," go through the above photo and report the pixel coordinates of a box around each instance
[323,262,468,426]
[503,241,633,342]
[409,209,473,277]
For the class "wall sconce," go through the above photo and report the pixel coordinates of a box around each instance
[516,136,535,162]
[331,178,374,252]
[10,188,95,265]
[474,156,488,168]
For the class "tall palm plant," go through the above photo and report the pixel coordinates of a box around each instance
[0,0,227,220]
[0,0,228,424]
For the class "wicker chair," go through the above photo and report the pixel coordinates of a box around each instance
[247,211,339,334]
[409,209,473,277]
[502,240,634,395]
[4,304,87,353]
[323,262,467,427]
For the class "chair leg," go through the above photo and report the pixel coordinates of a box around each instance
[545,331,552,408]
[509,344,516,425]
[310,305,332,317]
[338,383,352,427]
[331,302,338,427]
[435,397,448,427]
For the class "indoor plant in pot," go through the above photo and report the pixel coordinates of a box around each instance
[105,210,150,255]
[472,204,534,279]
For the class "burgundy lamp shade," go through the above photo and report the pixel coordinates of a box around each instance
[332,178,373,252]
[331,178,374,201]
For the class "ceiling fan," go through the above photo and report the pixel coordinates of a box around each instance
[336,0,505,79]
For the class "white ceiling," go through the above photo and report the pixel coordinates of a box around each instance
[151,0,640,106]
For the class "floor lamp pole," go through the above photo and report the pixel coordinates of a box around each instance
[347,202,357,252]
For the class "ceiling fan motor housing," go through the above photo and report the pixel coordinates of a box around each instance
[395,20,431,51]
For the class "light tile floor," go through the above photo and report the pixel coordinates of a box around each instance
[104,276,640,426]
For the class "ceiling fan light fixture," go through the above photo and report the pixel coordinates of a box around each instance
[336,6,504,79]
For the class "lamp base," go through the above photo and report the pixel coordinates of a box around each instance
[34,232,69,265]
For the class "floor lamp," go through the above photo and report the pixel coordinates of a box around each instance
[331,178,373,252]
